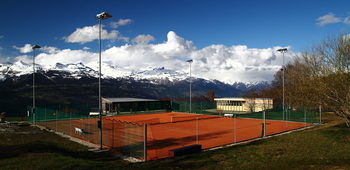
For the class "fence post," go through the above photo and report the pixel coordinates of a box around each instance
[70,112,72,136]
[263,111,266,137]
[289,105,291,121]
[283,104,284,121]
[286,107,288,131]
[319,105,322,125]
[56,110,58,132]
[45,108,47,128]
[201,102,202,114]
[196,117,198,144]
[144,123,147,162]
[234,113,236,143]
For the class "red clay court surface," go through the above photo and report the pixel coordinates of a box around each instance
[106,112,314,160]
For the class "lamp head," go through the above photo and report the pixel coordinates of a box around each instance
[96,12,112,20]
[277,48,288,53]
[187,59,193,63]
[32,45,41,50]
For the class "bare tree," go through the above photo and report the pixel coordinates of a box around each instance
[287,31,350,130]
[206,90,216,102]
[245,98,256,113]
[260,85,272,110]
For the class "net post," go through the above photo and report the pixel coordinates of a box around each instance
[144,123,147,162]
[319,105,322,125]
[171,117,173,123]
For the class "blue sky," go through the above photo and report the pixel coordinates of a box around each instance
[0,0,349,82]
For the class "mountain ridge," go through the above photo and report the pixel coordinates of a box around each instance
[0,61,271,98]
[0,61,270,117]
[0,61,268,87]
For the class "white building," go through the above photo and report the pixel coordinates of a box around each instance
[214,97,273,113]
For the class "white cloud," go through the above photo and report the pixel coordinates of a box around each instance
[110,19,132,28]
[63,24,129,44]
[13,55,32,64]
[41,46,60,54]
[344,16,350,25]
[131,34,155,44]
[316,12,341,26]
[12,31,293,82]
[0,56,10,63]
[13,44,33,53]
[343,34,350,41]
[151,31,196,59]
[186,44,292,82]
[83,47,91,50]
[0,35,3,39]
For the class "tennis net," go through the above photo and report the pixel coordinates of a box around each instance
[131,118,160,125]
[171,114,220,123]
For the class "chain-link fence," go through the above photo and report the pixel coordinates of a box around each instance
[27,101,321,161]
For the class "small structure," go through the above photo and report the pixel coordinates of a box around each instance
[102,98,171,114]
[214,98,273,113]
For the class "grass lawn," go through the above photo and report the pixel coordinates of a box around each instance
[1,112,349,170]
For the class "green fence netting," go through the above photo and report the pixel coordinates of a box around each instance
[171,102,319,124]
[172,101,217,115]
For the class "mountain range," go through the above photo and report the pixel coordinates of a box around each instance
[0,61,270,116]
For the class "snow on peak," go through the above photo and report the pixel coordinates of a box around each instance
[0,61,268,86]
[130,66,187,82]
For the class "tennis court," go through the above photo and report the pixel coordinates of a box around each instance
[29,104,318,161]
[105,112,313,160]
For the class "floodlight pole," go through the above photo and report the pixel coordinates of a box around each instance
[32,45,41,126]
[277,48,287,122]
[96,11,112,150]
[187,59,193,113]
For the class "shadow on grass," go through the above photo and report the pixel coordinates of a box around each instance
[319,123,350,140]
[0,141,116,162]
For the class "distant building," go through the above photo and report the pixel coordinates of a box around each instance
[214,97,273,112]
[101,98,171,114]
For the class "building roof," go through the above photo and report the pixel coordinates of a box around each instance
[102,98,158,103]
[214,98,245,101]
[214,97,273,101]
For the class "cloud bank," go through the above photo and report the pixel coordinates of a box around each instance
[63,24,129,44]
[12,31,292,83]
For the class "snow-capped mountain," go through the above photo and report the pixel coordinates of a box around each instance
[0,61,185,81]
[0,61,270,97]
[0,61,274,118]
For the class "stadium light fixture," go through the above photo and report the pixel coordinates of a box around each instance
[32,45,41,126]
[187,59,193,113]
[277,48,287,122]
[96,11,112,150]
